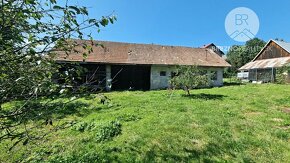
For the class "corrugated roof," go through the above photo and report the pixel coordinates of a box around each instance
[239,57,290,70]
[54,40,231,67]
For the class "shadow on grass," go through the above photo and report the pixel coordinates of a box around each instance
[3,100,94,124]
[182,93,227,100]
[139,142,253,162]
[223,82,244,86]
[182,143,223,161]
[0,100,97,145]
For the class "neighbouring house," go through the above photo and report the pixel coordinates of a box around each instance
[203,43,225,57]
[54,40,231,91]
[239,40,290,82]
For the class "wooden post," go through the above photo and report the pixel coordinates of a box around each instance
[271,67,274,83]
[256,69,258,81]
[106,65,112,91]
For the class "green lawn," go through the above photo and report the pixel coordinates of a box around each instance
[1,84,290,162]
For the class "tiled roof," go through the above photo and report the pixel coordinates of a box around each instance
[54,40,231,67]
[202,43,225,55]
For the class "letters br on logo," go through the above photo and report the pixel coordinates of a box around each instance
[225,7,260,42]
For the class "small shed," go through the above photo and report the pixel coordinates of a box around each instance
[239,40,290,82]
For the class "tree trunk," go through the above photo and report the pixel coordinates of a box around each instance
[185,86,191,96]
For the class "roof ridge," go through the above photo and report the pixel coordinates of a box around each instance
[70,39,204,50]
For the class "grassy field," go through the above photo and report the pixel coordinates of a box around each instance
[1,84,290,162]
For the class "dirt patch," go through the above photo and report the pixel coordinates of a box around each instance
[282,108,290,114]
[277,124,290,130]
[191,139,205,148]
[191,123,199,128]
[272,118,284,122]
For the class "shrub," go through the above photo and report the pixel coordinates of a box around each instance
[72,122,89,132]
[95,121,122,142]
[72,120,122,142]
[276,65,290,84]
[72,121,97,132]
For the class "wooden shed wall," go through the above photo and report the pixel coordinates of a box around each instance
[256,41,290,60]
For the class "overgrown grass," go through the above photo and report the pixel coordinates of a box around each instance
[1,84,290,162]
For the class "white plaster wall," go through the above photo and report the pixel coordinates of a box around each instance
[208,68,224,86]
[150,66,224,90]
[150,65,174,90]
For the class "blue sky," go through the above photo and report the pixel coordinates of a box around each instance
[78,0,290,49]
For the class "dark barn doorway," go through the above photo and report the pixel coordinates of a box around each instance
[79,64,107,88]
[57,63,107,90]
[111,65,151,90]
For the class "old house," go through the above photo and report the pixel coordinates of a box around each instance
[239,40,290,82]
[203,43,225,57]
[55,40,231,91]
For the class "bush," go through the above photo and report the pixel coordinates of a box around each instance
[95,121,122,142]
[72,122,89,132]
[276,66,290,84]
[72,120,122,142]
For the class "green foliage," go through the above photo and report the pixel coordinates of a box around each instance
[72,120,122,142]
[274,38,285,42]
[244,38,266,60]
[0,0,116,143]
[170,66,210,95]
[95,121,122,142]
[223,77,242,85]
[276,65,290,84]
[226,38,266,75]
[72,122,90,132]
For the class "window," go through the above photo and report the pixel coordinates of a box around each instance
[160,71,167,76]
[210,71,218,80]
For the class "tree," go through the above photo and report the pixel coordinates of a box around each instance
[225,45,246,76]
[226,38,266,76]
[275,38,284,42]
[170,66,210,96]
[244,38,266,61]
[0,0,116,145]
[276,64,290,84]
